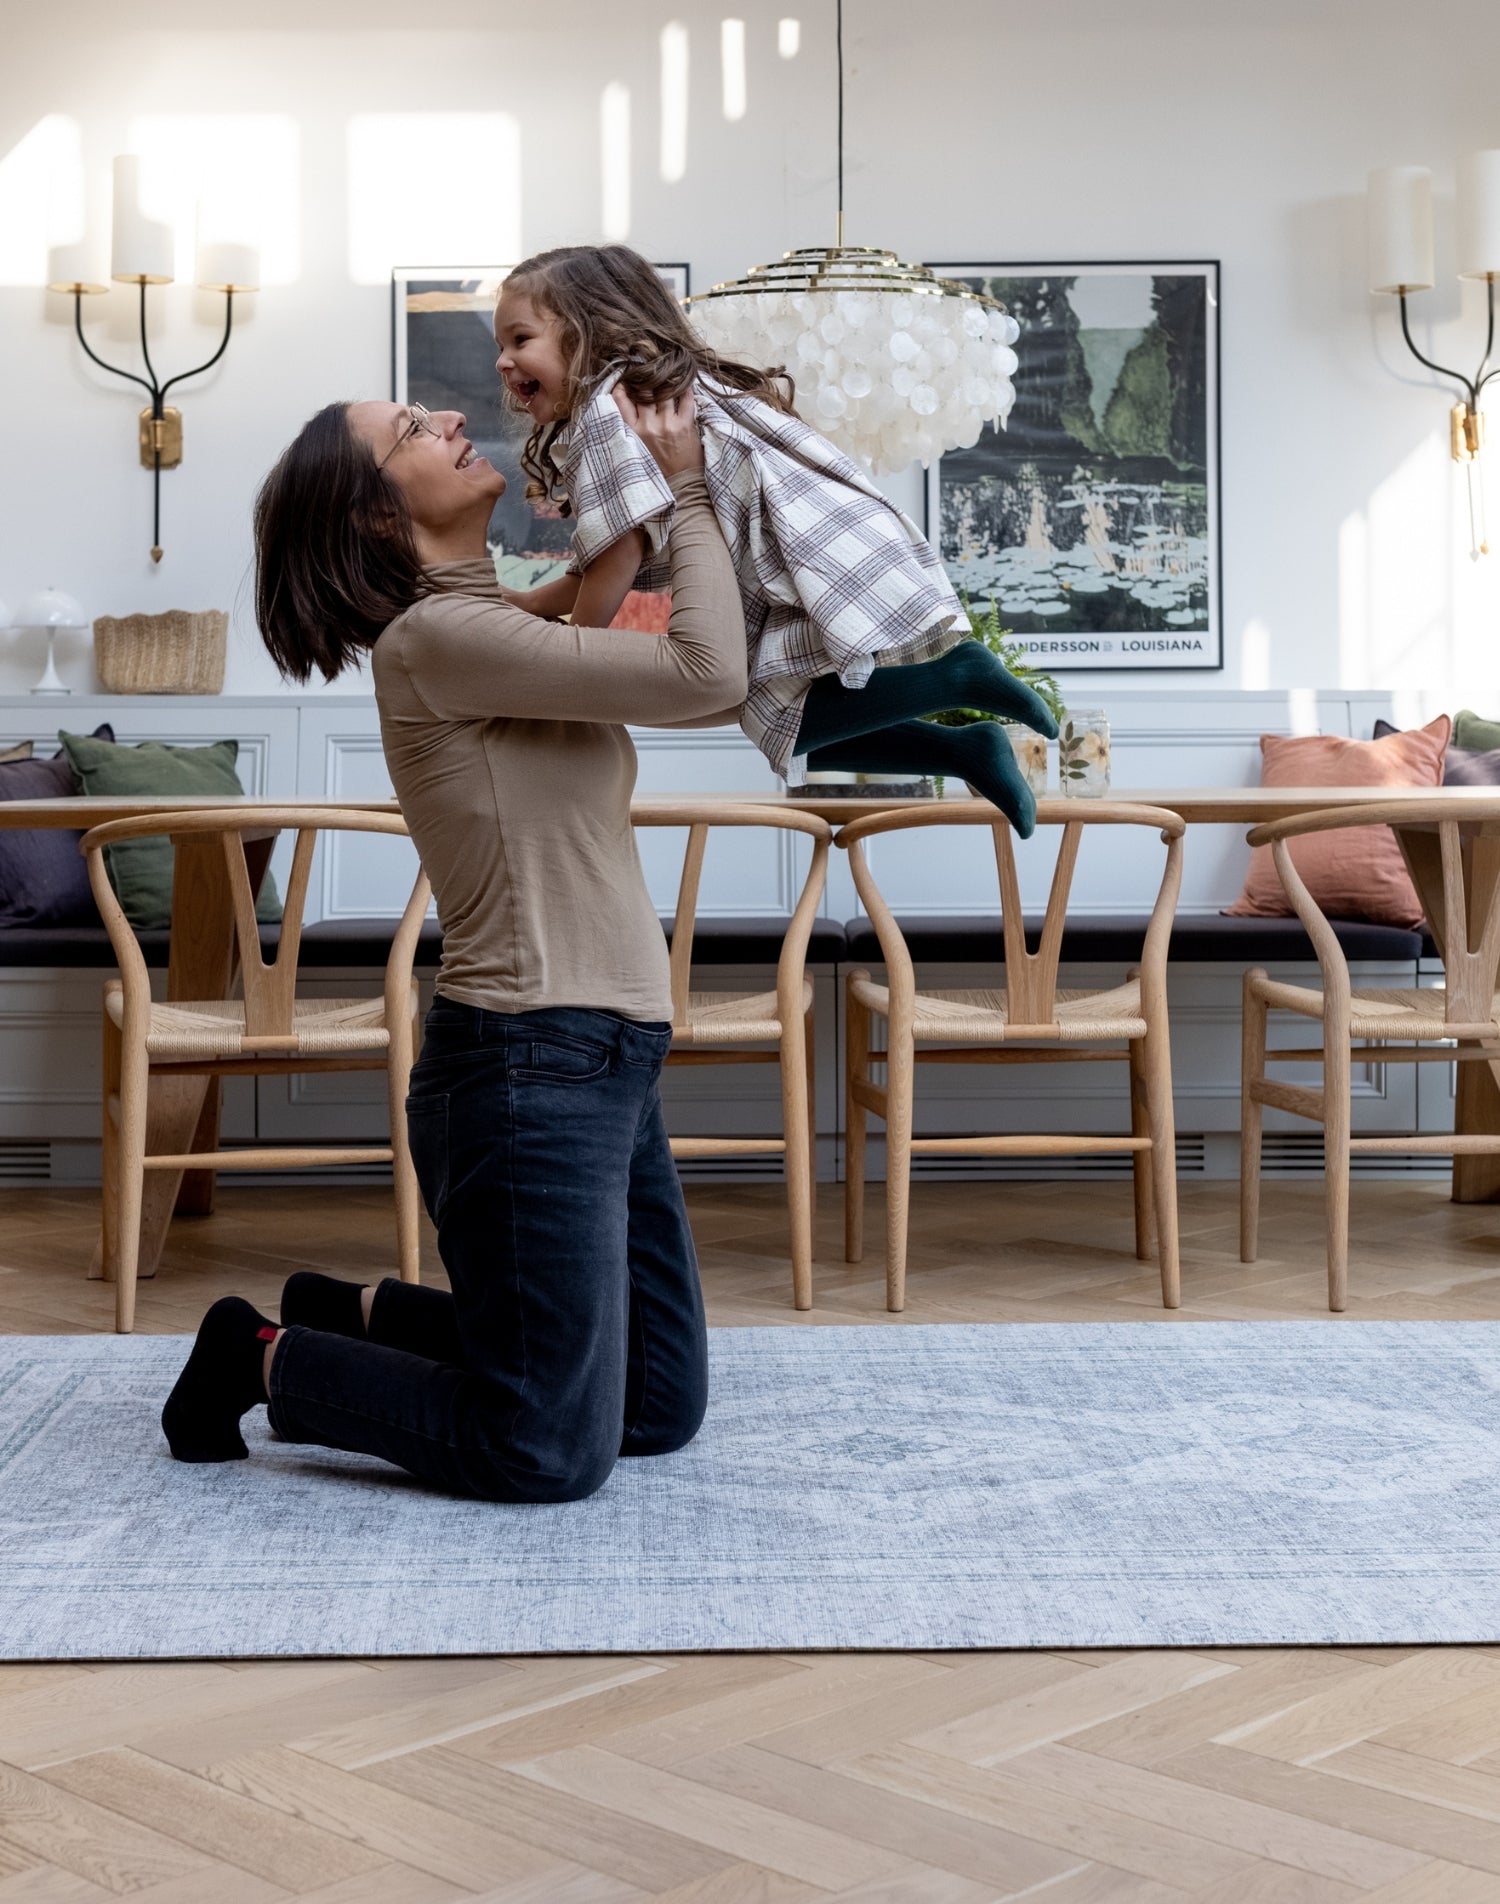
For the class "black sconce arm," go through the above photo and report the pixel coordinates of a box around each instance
[159,292,235,404]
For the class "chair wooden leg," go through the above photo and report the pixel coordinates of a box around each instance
[1142,1017,1180,1310]
[884,1023,915,1314]
[803,1003,818,1252]
[844,975,869,1265]
[1323,1036,1352,1313]
[97,1005,122,1286]
[1127,1033,1155,1263]
[388,1003,422,1285]
[114,1040,150,1335]
[780,1014,814,1311]
[1240,969,1268,1265]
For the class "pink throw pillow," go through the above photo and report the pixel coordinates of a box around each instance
[1225,716,1450,928]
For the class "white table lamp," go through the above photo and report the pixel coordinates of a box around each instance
[17,589,88,697]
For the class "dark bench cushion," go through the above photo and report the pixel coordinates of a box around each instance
[662,915,847,962]
[0,911,1419,973]
[299,914,851,966]
[843,912,1424,965]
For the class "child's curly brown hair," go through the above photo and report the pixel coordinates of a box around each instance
[502,244,796,511]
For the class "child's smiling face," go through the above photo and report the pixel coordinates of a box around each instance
[494,285,570,423]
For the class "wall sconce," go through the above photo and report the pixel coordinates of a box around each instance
[1368,152,1498,559]
[47,156,259,565]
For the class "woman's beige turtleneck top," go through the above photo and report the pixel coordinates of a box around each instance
[372,470,746,1023]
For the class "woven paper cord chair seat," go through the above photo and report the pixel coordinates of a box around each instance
[676,981,813,1046]
[849,976,1148,1043]
[104,980,415,1060]
[1249,976,1500,1038]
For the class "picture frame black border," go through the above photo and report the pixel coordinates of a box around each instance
[922,258,1223,674]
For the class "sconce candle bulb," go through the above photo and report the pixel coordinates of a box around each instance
[1368,165,1435,294]
[109,156,173,284]
[1458,150,1500,280]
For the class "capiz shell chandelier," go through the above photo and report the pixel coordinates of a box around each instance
[688,6,1020,473]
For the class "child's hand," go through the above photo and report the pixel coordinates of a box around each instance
[614,387,703,479]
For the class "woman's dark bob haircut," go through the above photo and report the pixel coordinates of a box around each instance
[254,401,430,684]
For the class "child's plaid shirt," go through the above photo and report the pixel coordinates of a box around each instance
[551,373,967,782]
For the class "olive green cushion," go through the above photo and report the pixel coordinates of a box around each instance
[57,731,281,931]
[1454,709,1500,753]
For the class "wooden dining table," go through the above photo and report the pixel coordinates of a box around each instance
[3,784,1499,1279]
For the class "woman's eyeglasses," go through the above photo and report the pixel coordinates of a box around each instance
[376,402,439,469]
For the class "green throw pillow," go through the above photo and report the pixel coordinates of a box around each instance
[58,730,282,931]
[1455,709,1500,753]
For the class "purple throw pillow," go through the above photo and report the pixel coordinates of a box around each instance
[1373,716,1500,787]
[0,723,116,928]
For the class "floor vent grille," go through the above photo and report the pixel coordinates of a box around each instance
[0,1142,51,1184]
[1260,1133,1453,1179]
[672,1155,788,1182]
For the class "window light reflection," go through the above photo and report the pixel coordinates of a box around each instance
[660,24,689,183]
[601,83,631,240]
[721,19,747,121]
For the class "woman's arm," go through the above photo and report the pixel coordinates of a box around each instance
[398,397,746,725]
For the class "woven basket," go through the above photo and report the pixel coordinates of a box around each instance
[93,610,227,695]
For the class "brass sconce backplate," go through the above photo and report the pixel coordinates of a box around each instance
[1452,401,1488,463]
[138,406,183,469]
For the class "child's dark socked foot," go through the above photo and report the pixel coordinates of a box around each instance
[280,1271,367,1338]
[161,1297,278,1464]
[805,717,1037,837]
[796,644,1059,754]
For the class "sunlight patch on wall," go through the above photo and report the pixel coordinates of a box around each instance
[1286,687,1319,736]
[660,24,689,183]
[721,19,747,121]
[129,114,300,286]
[1239,618,1271,691]
[0,116,84,286]
[778,18,801,58]
[348,114,520,286]
[1339,432,1450,691]
[601,84,631,241]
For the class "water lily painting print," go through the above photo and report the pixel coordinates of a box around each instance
[925,262,1221,672]
[392,265,690,629]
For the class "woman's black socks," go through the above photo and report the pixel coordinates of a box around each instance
[280,1271,367,1339]
[161,1296,278,1464]
[805,719,1037,838]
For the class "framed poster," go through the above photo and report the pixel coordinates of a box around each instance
[392,263,691,608]
[924,261,1221,672]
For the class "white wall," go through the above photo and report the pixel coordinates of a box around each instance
[1,0,1497,713]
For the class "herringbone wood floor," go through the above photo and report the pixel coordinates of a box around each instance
[5,1177,1500,1901]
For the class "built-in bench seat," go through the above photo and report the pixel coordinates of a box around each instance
[0,914,853,972]
[842,914,1431,966]
[0,913,1434,972]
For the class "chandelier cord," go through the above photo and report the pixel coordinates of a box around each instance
[835,0,845,247]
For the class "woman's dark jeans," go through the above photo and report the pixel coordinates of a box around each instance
[266,1001,708,1502]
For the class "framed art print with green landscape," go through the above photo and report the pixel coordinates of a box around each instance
[924,261,1221,673]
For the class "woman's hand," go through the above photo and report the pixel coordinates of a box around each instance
[614,387,703,479]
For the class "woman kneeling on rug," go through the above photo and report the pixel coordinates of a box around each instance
[160,387,745,1501]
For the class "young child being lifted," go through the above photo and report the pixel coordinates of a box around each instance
[495,244,1055,833]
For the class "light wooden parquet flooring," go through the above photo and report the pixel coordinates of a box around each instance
[5,1178,1500,1900]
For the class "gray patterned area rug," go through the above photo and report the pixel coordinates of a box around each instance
[3,1321,1499,1658]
